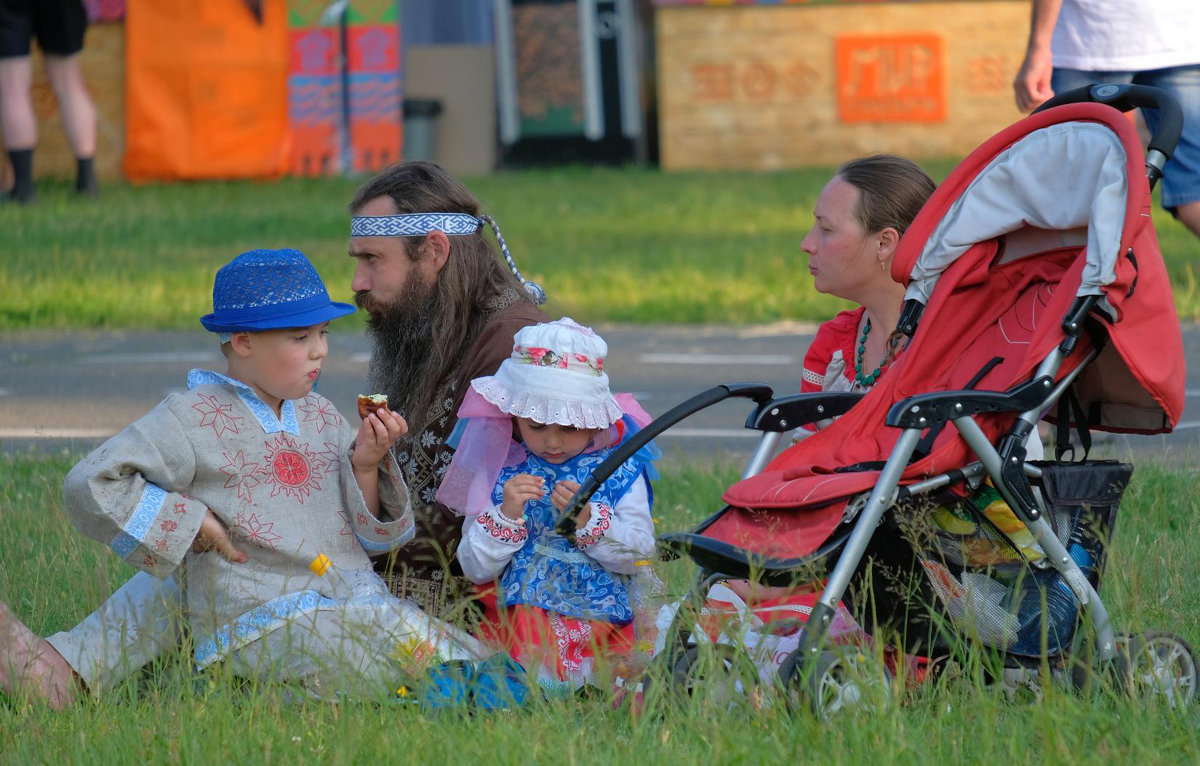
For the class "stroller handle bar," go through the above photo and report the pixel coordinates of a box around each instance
[1034,83,1183,186]
[553,382,774,538]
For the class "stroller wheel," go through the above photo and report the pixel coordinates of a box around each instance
[1115,631,1198,708]
[671,644,762,711]
[782,646,891,720]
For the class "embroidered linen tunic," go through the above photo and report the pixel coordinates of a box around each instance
[457,444,655,624]
[63,370,416,669]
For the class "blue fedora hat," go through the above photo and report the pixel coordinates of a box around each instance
[200,249,355,333]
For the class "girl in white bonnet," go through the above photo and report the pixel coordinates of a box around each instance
[437,317,660,693]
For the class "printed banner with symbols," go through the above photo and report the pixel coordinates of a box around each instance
[287,0,403,176]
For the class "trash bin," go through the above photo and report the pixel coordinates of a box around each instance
[403,98,443,162]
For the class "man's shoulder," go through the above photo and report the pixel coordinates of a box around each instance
[460,301,552,381]
[470,302,551,353]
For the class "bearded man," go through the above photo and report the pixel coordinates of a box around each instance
[347,161,548,611]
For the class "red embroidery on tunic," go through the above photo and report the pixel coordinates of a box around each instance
[258,435,324,503]
[374,526,389,537]
[142,554,158,569]
[312,442,343,474]
[192,392,244,437]
[338,509,353,536]
[173,502,188,515]
[274,450,308,486]
[154,538,169,552]
[219,450,261,502]
[160,519,178,533]
[232,512,283,550]
[478,511,528,543]
[298,396,342,434]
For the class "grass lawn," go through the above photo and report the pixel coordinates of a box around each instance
[2,162,1199,330]
[1,452,1198,762]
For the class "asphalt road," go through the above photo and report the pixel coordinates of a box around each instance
[3,323,1199,467]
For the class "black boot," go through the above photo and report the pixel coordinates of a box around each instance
[75,156,98,198]
[6,149,34,204]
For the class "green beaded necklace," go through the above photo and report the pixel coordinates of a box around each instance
[854,316,889,388]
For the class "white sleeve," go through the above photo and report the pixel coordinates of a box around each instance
[456,506,528,584]
[572,478,655,575]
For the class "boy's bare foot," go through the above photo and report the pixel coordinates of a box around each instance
[0,602,76,709]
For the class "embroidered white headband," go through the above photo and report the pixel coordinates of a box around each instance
[350,212,547,304]
[350,212,481,237]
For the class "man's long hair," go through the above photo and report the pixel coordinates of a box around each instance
[350,162,532,439]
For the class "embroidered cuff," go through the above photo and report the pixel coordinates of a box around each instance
[111,484,206,578]
[343,451,415,554]
[477,508,528,545]
[573,502,612,548]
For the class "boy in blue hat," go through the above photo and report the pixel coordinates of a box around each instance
[39,249,487,698]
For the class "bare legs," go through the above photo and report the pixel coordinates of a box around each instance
[44,54,96,161]
[0,602,77,709]
[0,56,35,148]
[0,51,97,201]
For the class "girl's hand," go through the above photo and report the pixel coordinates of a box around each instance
[352,409,408,474]
[550,479,590,527]
[501,473,544,520]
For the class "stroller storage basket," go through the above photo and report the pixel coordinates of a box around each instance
[916,461,1130,657]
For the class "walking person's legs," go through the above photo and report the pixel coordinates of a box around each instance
[43,52,96,196]
[1136,65,1200,241]
[0,54,37,203]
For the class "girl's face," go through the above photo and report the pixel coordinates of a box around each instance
[234,323,330,410]
[800,176,881,303]
[515,417,598,464]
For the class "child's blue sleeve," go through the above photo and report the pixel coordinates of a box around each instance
[446,416,469,450]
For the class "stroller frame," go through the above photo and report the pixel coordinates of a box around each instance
[555,84,1195,709]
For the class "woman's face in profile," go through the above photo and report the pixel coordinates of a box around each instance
[801,176,876,301]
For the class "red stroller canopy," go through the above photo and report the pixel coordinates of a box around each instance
[895,103,1184,434]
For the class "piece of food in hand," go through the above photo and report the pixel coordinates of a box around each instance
[357,394,389,419]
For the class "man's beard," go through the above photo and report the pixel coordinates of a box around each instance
[359,273,440,426]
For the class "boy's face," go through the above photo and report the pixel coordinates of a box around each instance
[515,417,597,464]
[234,323,331,406]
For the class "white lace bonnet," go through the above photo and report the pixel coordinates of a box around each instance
[471,317,624,430]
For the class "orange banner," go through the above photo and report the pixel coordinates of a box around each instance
[123,0,290,181]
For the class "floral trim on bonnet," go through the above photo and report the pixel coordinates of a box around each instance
[514,345,604,375]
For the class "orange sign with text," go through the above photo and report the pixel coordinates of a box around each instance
[836,33,945,124]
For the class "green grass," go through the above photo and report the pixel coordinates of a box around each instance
[4,164,1199,330]
[2,452,1198,763]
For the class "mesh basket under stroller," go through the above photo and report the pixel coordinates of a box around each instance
[908,460,1129,658]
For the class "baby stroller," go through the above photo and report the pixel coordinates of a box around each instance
[557,84,1197,716]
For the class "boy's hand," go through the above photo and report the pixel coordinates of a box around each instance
[500,473,544,520]
[192,510,248,563]
[352,409,408,474]
[550,479,590,527]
